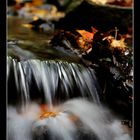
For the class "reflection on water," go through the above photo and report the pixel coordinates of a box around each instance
[8,16,81,62]
[8,16,53,41]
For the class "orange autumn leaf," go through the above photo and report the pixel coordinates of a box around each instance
[76,30,94,42]
[76,37,92,50]
[76,27,98,42]
[39,111,59,119]
[76,28,98,52]
[39,104,59,119]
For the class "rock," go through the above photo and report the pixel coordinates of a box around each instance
[56,0,132,34]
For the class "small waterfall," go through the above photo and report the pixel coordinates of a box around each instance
[7,57,100,108]
[7,57,132,140]
[8,99,132,140]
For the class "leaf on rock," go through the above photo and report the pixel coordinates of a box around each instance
[76,28,98,52]
[103,35,127,52]
[76,30,94,42]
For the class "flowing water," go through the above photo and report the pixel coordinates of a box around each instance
[7,17,132,140]
[8,57,100,108]
[8,99,132,140]
[8,16,81,62]
[7,57,132,140]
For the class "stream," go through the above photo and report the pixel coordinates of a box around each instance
[7,14,132,140]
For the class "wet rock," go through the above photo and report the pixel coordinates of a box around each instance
[32,115,99,140]
[25,18,55,33]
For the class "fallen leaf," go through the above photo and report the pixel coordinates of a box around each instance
[103,35,127,51]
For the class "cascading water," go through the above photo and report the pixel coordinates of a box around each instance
[7,57,132,140]
[7,56,100,107]
[8,99,132,140]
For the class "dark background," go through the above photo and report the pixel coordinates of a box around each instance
[0,0,138,140]
[0,0,6,140]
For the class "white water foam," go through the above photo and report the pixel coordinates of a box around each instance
[8,98,132,140]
